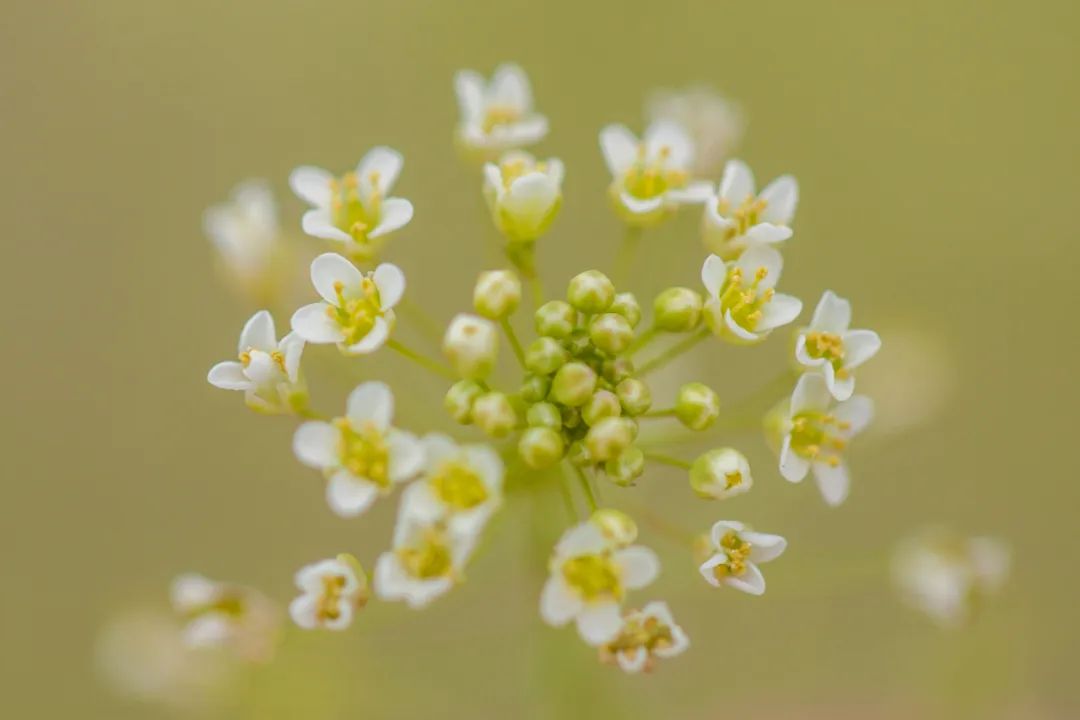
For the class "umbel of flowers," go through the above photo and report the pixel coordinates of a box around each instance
[194,63,893,673]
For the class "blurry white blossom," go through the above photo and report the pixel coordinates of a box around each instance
[289,554,368,631]
[203,180,287,302]
[698,520,787,595]
[455,64,548,158]
[207,310,306,414]
[796,291,882,401]
[169,574,280,662]
[599,600,689,673]
[401,433,504,536]
[647,86,744,177]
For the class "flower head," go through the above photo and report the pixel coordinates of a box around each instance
[540,522,660,645]
[777,373,874,506]
[647,86,745,177]
[483,151,564,242]
[290,253,403,355]
[698,521,787,595]
[207,310,305,414]
[400,433,504,536]
[701,160,798,260]
[701,247,803,343]
[796,291,882,401]
[292,382,424,517]
[169,574,279,662]
[289,555,368,631]
[290,147,413,262]
[203,180,284,300]
[455,64,548,158]
[599,601,689,673]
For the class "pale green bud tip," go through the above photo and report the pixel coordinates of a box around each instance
[590,508,638,546]
[676,382,720,430]
[567,270,615,314]
[526,401,562,429]
[690,447,752,499]
[616,378,652,416]
[518,427,565,469]
[525,336,569,375]
[535,300,577,339]
[520,374,552,403]
[589,313,634,355]
[473,269,522,319]
[471,392,517,438]
[582,389,622,427]
[444,380,483,424]
[550,362,598,407]
[585,416,636,461]
[654,287,704,332]
[604,446,645,487]
[610,292,642,328]
[443,314,498,380]
[566,440,592,467]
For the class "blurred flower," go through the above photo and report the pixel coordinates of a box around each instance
[293,382,424,517]
[599,600,689,673]
[400,433,504,536]
[203,180,287,302]
[646,86,744,177]
[482,151,563,242]
[207,310,306,414]
[698,520,787,595]
[700,159,798,260]
[795,291,882,401]
[289,554,369,631]
[443,313,499,380]
[540,522,660,646]
[290,147,413,262]
[701,247,803,344]
[599,120,711,226]
[455,63,548,158]
[290,253,403,355]
[893,528,1011,627]
[169,574,280,662]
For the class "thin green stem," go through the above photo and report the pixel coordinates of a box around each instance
[571,464,598,513]
[644,451,692,470]
[626,324,659,357]
[500,318,526,368]
[642,408,677,419]
[529,275,544,309]
[637,329,708,377]
[613,225,642,288]
[386,339,458,381]
[557,466,578,521]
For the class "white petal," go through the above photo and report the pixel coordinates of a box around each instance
[207,361,251,391]
[290,303,343,344]
[454,70,485,120]
[759,175,798,225]
[293,422,338,469]
[387,430,425,482]
[555,523,609,558]
[757,294,803,331]
[723,309,761,342]
[709,520,746,548]
[311,253,362,304]
[644,119,694,169]
[575,601,623,646]
[182,614,232,647]
[326,471,379,517]
[697,554,727,587]
[833,395,875,436]
[811,291,851,333]
[657,623,690,658]
[718,159,755,203]
[357,146,403,195]
[779,435,811,483]
[641,600,675,626]
[812,461,850,506]
[618,192,664,215]
[170,574,219,612]
[599,124,638,177]
[700,254,727,297]
[723,562,766,595]
[421,433,459,471]
[504,172,559,216]
[667,181,714,204]
[743,532,788,563]
[734,244,783,291]
[743,223,793,245]
[368,198,414,240]
[497,116,548,147]
[790,373,831,415]
[843,329,882,369]
[402,577,453,609]
[545,157,565,186]
[288,595,319,629]
[343,316,390,355]
[463,445,504,492]
[490,63,532,110]
[322,601,353,631]
[238,310,277,353]
[346,381,394,430]
[539,577,582,626]
[373,263,406,310]
[301,208,351,243]
[824,363,856,401]
[617,647,650,673]
[615,546,660,589]
[279,332,305,383]
[794,334,823,367]
[289,166,334,207]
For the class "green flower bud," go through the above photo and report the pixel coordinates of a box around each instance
[561,405,583,429]
[604,446,645,487]
[566,440,592,467]
[525,336,569,375]
[567,270,615,314]
[590,508,638,546]
[444,380,483,424]
[654,287,704,332]
[472,392,517,438]
[676,382,720,430]
[585,416,636,461]
[550,362,597,407]
[535,300,577,339]
[443,313,498,380]
[564,329,592,358]
[526,401,562,429]
[518,427,565,469]
[602,357,635,384]
[690,448,753,499]
[589,313,634,355]
[582,389,622,427]
[616,378,652,416]
[520,374,551,403]
[473,269,522,319]
[609,292,642,328]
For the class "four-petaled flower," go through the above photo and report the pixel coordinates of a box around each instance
[290,147,414,262]
[455,64,548,158]
[647,86,744,178]
[599,600,690,673]
[400,433,504,536]
[290,253,404,355]
[169,574,279,661]
[698,521,787,595]
[778,373,874,506]
[207,310,305,414]
[289,555,368,631]
[540,522,660,645]
[796,290,882,401]
[482,150,564,242]
[203,180,283,297]
[701,246,803,344]
[292,382,424,517]
[700,159,798,260]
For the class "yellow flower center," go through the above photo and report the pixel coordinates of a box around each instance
[329,171,382,246]
[719,265,774,331]
[325,277,383,346]
[716,193,769,240]
[397,529,454,580]
[238,349,286,372]
[335,418,390,486]
[789,412,850,466]
[621,144,688,200]
[316,574,347,622]
[562,553,623,601]
[724,470,744,489]
[602,614,676,662]
[804,331,849,378]
[712,531,753,579]
[482,105,522,134]
[429,459,489,510]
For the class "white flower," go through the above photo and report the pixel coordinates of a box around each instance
[443,313,499,379]
[482,151,563,242]
[777,373,874,506]
[599,600,689,673]
[455,63,548,157]
[169,574,279,662]
[701,159,798,260]
[599,120,712,226]
[288,555,368,631]
[207,310,305,414]
[290,253,403,355]
[540,522,660,646]
[400,433,504,536]
[203,180,283,297]
[289,147,413,262]
[647,86,744,178]
[893,529,1011,628]
[700,246,803,344]
[698,521,787,595]
[292,382,424,518]
[689,448,753,500]
[796,291,882,401]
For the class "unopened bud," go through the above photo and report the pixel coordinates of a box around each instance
[444,380,483,424]
[654,287,703,332]
[616,378,652,416]
[472,392,517,438]
[589,313,634,355]
[582,389,622,427]
[443,314,498,380]
[590,508,638,546]
[567,270,615,314]
[676,382,720,430]
[518,427,565,469]
[535,300,577,339]
[473,270,522,319]
[609,292,642,328]
[585,416,636,461]
[604,446,645,487]
[690,448,753,500]
[525,336,569,375]
[550,362,597,407]
[526,401,562,429]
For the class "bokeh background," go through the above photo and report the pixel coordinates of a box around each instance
[3,1,1078,718]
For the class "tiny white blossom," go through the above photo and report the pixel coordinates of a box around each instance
[482,151,563,242]
[599,120,711,226]
[700,159,798,260]
[169,574,279,662]
[778,373,874,506]
[455,63,548,157]
[289,555,368,631]
[292,382,424,518]
[599,600,689,673]
[203,180,283,298]
[698,521,787,595]
[540,522,660,646]
[701,246,803,344]
[207,310,305,414]
[400,433,504,536]
[443,313,499,380]
[647,86,744,178]
[290,253,403,355]
[289,147,413,262]
[690,448,753,500]
[796,291,882,401]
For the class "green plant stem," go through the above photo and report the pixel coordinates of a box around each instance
[637,329,708,377]
[386,339,458,381]
[644,452,692,470]
[626,324,659,356]
[500,318,526,368]
[571,464,598,513]
[529,276,544,309]
[641,407,676,419]
[557,466,578,521]
[613,225,642,288]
